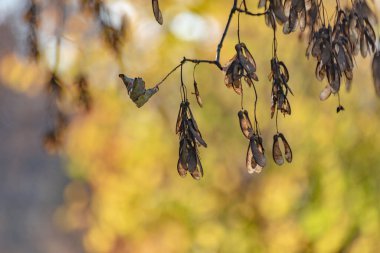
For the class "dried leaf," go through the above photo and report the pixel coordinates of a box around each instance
[119,74,159,108]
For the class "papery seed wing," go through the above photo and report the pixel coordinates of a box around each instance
[224,73,233,88]
[306,38,315,58]
[312,38,322,58]
[365,30,376,53]
[305,0,312,10]
[241,44,257,72]
[178,139,189,175]
[246,143,258,174]
[245,77,254,87]
[284,0,291,17]
[272,0,287,24]
[283,98,292,115]
[299,10,306,31]
[177,158,187,177]
[288,9,299,32]
[188,119,207,148]
[319,85,332,101]
[271,100,276,118]
[175,103,184,134]
[243,110,254,131]
[330,66,341,93]
[279,133,292,163]
[250,137,266,167]
[321,47,331,65]
[232,79,242,95]
[187,146,197,173]
[345,78,352,92]
[364,18,376,51]
[224,55,237,72]
[238,110,253,139]
[258,0,266,8]
[278,61,289,82]
[372,51,380,97]
[272,134,284,165]
[360,32,368,58]
[283,21,292,34]
[152,0,163,25]
[238,55,255,77]
[187,106,199,130]
[191,153,203,180]
[197,152,204,177]
[193,80,203,107]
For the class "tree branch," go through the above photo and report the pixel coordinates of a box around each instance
[154,0,268,89]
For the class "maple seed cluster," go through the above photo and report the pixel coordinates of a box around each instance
[117,0,379,180]
[269,57,293,118]
[224,43,259,94]
[238,110,266,174]
[272,133,292,165]
[176,101,207,180]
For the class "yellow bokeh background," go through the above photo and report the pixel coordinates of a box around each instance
[1,0,380,252]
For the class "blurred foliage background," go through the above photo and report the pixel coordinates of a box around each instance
[1,0,380,253]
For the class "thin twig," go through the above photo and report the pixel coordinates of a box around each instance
[216,0,238,64]
[154,0,268,89]
[155,62,182,88]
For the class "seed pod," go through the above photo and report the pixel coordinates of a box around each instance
[152,0,163,25]
[246,143,262,174]
[278,133,292,163]
[238,110,253,139]
[319,85,332,101]
[193,80,203,107]
[272,134,284,165]
[250,136,266,168]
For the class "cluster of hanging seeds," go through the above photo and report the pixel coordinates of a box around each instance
[269,57,292,118]
[224,43,259,94]
[272,133,292,165]
[268,56,294,165]
[175,65,207,180]
[119,0,380,179]
[238,110,266,173]
[308,1,377,110]
[176,101,207,179]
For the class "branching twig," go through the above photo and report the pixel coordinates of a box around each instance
[154,0,267,89]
